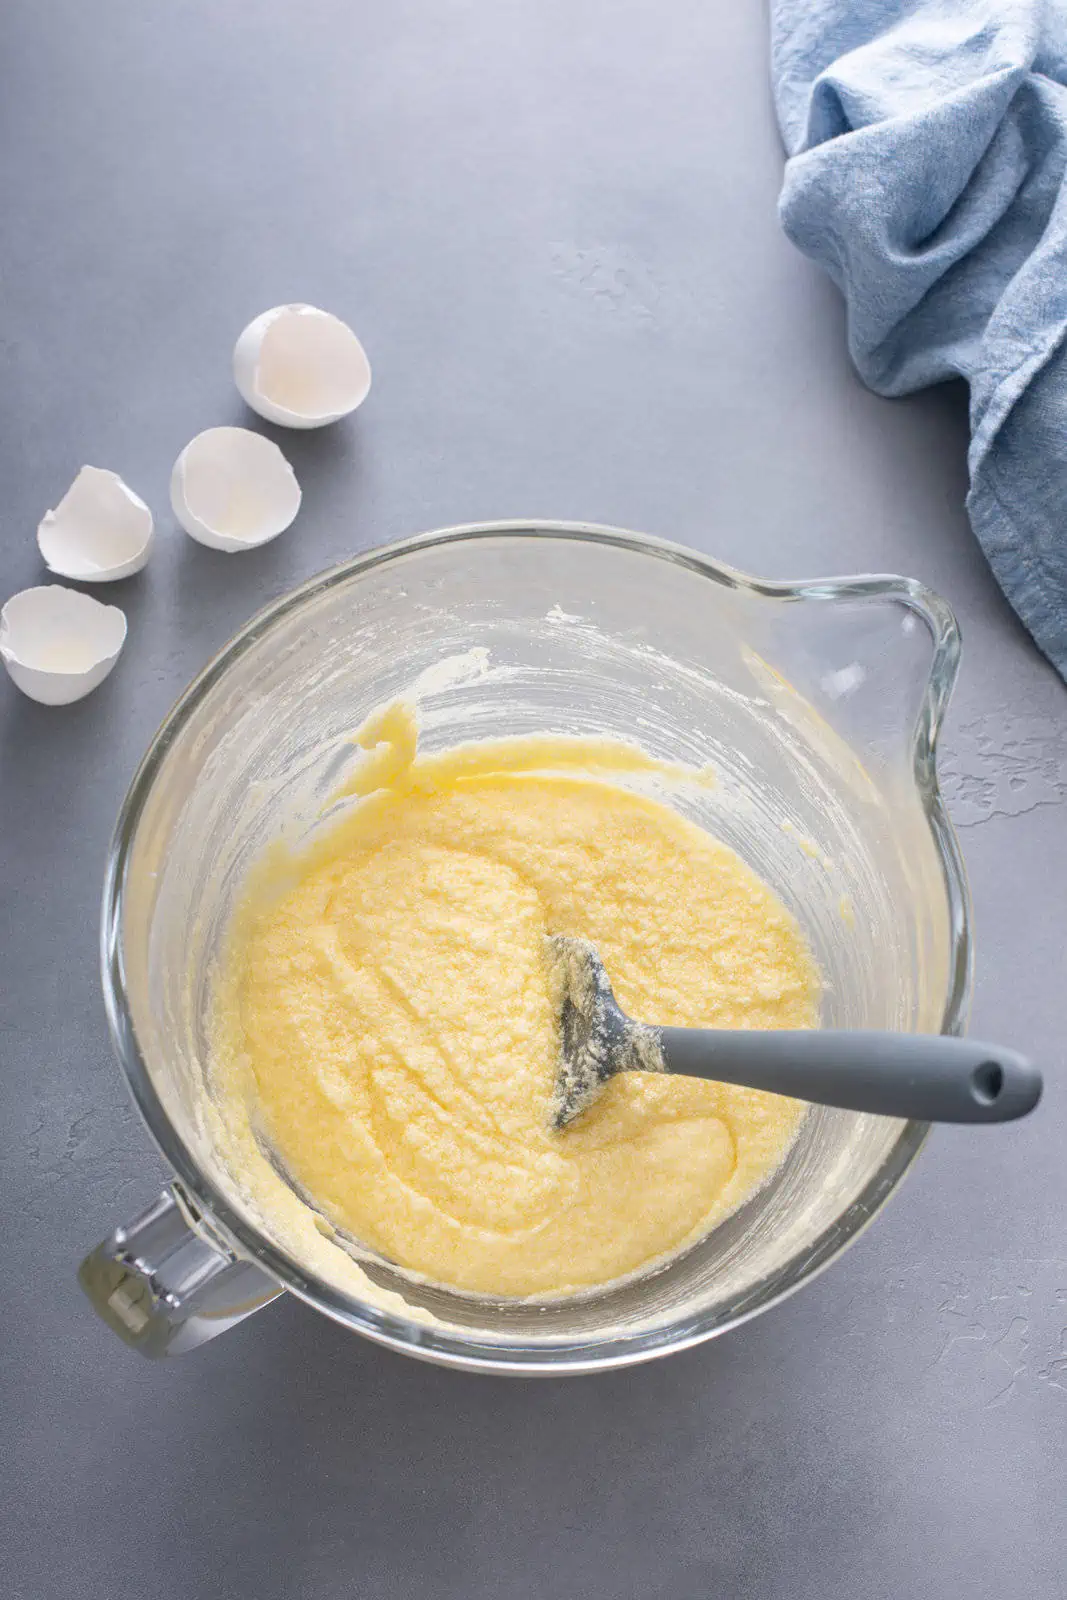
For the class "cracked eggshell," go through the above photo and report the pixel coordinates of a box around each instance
[170,426,301,552]
[233,304,371,428]
[0,585,126,704]
[37,465,154,581]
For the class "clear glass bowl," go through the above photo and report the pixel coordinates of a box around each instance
[92,522,971,1372]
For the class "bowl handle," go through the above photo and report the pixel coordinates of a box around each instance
[78,1181,283,1357]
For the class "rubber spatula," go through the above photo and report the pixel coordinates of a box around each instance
[547,935,1042,1130]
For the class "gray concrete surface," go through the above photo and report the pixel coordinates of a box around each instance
[1,3,1065,1597]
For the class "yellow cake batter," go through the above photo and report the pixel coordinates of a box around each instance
[210,704,820,1299]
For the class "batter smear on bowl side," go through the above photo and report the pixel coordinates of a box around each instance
[210,702,820,1298]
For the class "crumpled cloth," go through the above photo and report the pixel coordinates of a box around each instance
[772,0,1067,680]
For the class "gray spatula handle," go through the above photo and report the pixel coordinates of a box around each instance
[656,1028,1041,1123]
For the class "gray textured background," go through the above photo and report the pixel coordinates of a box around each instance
[2,3,1065,1598]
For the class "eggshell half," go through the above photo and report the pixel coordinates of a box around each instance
[233,304,371,428]
[0,585,127,704]
[170,427,301,551]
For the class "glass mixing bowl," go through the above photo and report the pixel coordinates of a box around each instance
[80,522,971,1371]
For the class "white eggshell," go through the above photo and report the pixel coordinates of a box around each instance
[0,585,127,705]
[233,304,371,428]
[37,465,154,581]
[170,427,301,552]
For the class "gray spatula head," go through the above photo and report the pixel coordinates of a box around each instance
[547,934,665,1128]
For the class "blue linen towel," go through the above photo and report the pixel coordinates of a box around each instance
[772,0,1067,681]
